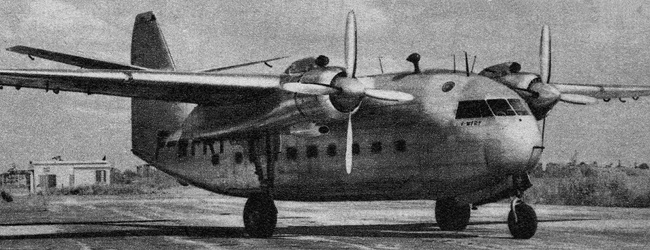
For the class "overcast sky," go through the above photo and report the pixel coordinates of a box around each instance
[1,0,650,171]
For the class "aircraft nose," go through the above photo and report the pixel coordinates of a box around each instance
[485,116,543,175]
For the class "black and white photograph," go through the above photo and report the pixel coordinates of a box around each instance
[1,1,650,249]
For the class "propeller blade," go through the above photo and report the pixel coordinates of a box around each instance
[282,82,340,95]
[559,94,598,105]
[345,11,357,78]
[540,25,551,84]
[345,113,353,174]
[364,89,415,102]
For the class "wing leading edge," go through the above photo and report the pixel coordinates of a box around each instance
[551,83,650,100]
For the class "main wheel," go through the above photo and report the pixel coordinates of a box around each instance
[508,202,537,239]
[243,193,278,238]
[435,198,471,231]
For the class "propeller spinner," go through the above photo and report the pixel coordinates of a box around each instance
[283,11,414,174]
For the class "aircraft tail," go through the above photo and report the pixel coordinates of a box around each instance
[130,12,192,163]
[131,11,176,70]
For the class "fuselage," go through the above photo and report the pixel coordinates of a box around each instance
[140,69,543,202]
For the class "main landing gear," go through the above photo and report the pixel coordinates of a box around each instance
[435,198,471,231]
[243,193,277,238]
[243,136,279,238]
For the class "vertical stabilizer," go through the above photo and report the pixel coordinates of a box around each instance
[131,12,192,163]
[131,11,176,70]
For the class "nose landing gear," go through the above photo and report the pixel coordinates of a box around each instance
[507,196,538,239]
[243,193,278,238]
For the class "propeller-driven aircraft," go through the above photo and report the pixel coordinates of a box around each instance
[2,11,650,239]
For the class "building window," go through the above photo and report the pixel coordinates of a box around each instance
[306,145,318,159]
[394,140,407,152]
[234,152,244,164]
[286,147,298,161]
[371,142,382,154]
[352,143,360,155]
[178,140,188,157]
[211,154,220,165]
[326,144,337,157]
[95,170,107,183]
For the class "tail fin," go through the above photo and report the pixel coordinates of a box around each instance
[131,12,192,163]
[131,11,175,70]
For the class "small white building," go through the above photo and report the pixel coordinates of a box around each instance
[29,160,112,192]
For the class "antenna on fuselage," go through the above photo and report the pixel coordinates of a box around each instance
[464,51,470,76]
[378,56,384,74]
[453,54,456,73]
[406,53,421,74]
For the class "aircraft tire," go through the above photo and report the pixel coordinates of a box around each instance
[243,193,278,238]
[507,203,537,239]
[435,198,470,231]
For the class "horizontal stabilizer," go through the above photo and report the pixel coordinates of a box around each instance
[7,46,149,70]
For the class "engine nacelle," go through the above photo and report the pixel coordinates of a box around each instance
[290,67,356,123]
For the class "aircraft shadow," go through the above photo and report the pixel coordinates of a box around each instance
[0,218,597,240]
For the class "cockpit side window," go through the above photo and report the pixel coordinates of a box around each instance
[507,99,530,116]
[456,100,493,119]
[486,99,517,116]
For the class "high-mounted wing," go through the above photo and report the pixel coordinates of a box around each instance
[7,46,149,70]
[551,83,650,100]
[196,56,289,73]
[0,69,280,105]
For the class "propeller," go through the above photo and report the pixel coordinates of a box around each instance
[538,25,597,105]
[283,11,414,174]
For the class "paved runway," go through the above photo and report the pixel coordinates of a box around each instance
[1,188,650,249]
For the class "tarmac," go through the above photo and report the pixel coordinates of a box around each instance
[1,187,650,249]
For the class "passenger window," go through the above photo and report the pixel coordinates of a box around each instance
[234,152,244,164]
[394,140,407,152]
[507,99,530,116]
[327,144,337,157]
[352,143,360,155]
[306,145,318,159]
[487,99,516,116]
[456,100,493,119]
[371,142,382,154]
[286,147,298,161]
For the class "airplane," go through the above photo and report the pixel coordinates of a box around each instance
[1,10,650,239]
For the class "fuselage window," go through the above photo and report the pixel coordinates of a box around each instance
[327,144,337,157]
[286,147,298,161]
[507,99,530,116]
[234,152,244,164]
[487,99,517,116]
[352,143,360,155]
[211,154,220,165]
[456,100,493,119]
[394,140,407,152]
[371,142,382,154]
[306,145,318,159]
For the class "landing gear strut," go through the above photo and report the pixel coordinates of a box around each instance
[243,135,280,238]
[435,198,471,231]
[507,197,538,239]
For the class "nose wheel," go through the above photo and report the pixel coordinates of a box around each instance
[507,197,537,239]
